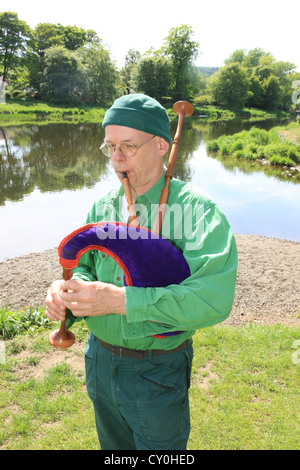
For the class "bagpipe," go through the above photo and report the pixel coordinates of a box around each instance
[49,101,194,348]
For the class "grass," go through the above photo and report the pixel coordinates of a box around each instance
[0,306,51,339]
[0,307,299,450]
[280,126,300,144]
[192,105,290,122]
[0,98,106,126]
[189,323,300,450]
[0,98,292,127]
[206,123,300,169]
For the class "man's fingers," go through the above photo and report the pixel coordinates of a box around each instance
[61,279,83,292]
[45,280,66,321]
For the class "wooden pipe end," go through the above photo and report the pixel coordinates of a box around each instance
[173,101,194,118]
[49,328,75,349]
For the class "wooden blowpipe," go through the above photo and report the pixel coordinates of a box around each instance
[122,172,140,226]
[152,101,194,236]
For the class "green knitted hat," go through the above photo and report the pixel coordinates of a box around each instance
[102,94,172,144]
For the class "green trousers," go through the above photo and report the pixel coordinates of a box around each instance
[85,333,193,450]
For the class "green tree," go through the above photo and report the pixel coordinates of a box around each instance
[254,55,296,110]
[224,49,246,65]
[163,25,199,101]
[40,46,88,104]
[262,74,281,110]
[120,49,141,94]
[0,11,33,82]
[34,23,64,57]
[78,44,118,104]
[244,48,267,68]
[208,62,250,110]
[34,23,101,57]
[221,48,297,111]
[62,25,87,51]
[247,75,264,108]
[131,56,172,101]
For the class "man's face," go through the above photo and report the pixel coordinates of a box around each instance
[104,125,169,196]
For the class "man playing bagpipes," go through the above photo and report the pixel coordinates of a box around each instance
[45,94,238,450]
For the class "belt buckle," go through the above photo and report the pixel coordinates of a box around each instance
[112,346,123,357]
[112,346,122,357]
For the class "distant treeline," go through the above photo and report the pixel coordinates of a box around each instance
[0,11,299,111]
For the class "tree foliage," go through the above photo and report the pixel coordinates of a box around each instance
[0,11,33,82]
[208,62,250,110]
[1,11,298,111]
[163,25,199,100]
[208,48,298,111]
[40,46,88,104]
[131,56,172,101]
[78,44,118,105]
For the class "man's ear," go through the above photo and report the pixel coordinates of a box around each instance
[158,137,170,157]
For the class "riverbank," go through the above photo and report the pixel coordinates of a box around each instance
[0,99,106,125]
[0,98,292,126]
[0,233,299,327]
[206,123,300,180]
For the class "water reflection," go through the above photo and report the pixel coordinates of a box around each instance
[0,118,299,261]
[0,123,108,205]
[0,118,297,206]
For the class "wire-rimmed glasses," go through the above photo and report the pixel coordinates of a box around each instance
[100,135,156,158]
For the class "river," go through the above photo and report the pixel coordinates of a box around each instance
[0,118,299,261]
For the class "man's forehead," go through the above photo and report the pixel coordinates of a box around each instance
[105,125,151,142]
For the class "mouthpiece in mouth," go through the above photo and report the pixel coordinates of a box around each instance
[122,171,128,179]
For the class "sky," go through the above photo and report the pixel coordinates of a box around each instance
[4,0,300,71]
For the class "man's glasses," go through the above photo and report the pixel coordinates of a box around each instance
[100,135,156,158]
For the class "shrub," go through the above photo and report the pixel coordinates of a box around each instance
[205,122,300,170]
[256,146,267,158]
[220,143,232,155]
[269,155,296,167]
[194,94,212,106]
[249,127,270,145]
[244,152,258,161]
[287,146,300,163]
[232,140,243,151]
[248,143,258,153]
[0,307,50,339]
[206,140,220,151]
[234,150,245,159]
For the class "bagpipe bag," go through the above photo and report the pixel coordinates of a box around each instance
[58,221,191,338]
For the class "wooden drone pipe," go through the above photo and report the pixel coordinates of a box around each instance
[153,100,194,236]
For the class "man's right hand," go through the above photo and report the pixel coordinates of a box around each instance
[45,280,66,322]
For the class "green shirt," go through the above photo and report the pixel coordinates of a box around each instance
[70,171,238,350]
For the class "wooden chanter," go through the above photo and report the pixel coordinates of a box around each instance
[48,268,75,348]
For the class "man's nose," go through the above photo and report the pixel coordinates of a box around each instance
[112,147,125,159]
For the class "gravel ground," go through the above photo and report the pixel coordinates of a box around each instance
[0,233,299,327]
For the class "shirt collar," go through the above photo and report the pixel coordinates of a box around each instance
[140,169,166,204]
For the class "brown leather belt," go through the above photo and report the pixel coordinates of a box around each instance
[95,336,191,360]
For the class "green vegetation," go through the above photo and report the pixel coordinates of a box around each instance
[0,306,51,339]
[204,48,300,112]
[0,13,201,105]
[0,98,106,125]
[0,98,291,128]
[0,306,299,449]
[1,12,299,112]
[207,124,300,169]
